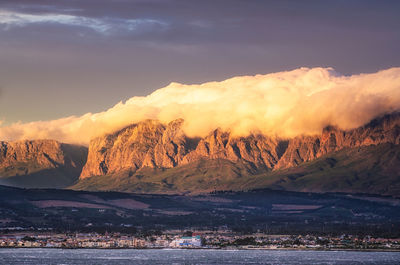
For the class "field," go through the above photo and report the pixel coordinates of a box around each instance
[1,185,400,237]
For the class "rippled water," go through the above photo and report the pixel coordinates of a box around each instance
[0,248,400,265]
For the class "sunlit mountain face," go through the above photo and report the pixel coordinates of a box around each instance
[1,111,399,195]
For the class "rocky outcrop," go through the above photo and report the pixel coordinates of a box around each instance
[80,119,285,179]
[80,119,191,179]
[183,130,283,172]
[79,113,400,181]
[0,140,87,188]
[276,113,400,169]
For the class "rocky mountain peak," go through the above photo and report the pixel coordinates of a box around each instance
[0,139,64,169]
[76,112,400,194]
[0,139,87,188]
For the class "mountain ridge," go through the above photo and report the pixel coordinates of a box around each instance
[0,113,398,194]
[0,139,88,188]
[73,112,400,195]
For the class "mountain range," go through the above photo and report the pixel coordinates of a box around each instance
[0,113,399,196]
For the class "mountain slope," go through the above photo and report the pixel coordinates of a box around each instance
[73,144,400,196]
[245,143,400,196]
[73,113,400,195]
[0,140,88,188]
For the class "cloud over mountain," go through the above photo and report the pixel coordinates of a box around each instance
[1,67,400,145]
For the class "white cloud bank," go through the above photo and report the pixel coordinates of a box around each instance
[1,67,400,145]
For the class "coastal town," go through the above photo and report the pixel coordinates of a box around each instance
[1,231,400,251]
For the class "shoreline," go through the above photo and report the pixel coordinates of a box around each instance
[1,246,399,252]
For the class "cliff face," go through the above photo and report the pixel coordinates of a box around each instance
[79,113,400,183]
[0,140,87,188]
[79,119,285,179]
[80,119,189,178]
[276,113,400,169]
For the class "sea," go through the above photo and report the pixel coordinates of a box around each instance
[0,248,400,265]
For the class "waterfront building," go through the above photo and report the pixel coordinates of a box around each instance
[174,236,202,248]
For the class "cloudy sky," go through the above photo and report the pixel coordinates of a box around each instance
[1,0,400,126]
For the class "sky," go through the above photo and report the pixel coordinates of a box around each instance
[0,0,400,128]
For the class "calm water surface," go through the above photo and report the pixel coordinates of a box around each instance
[0,248,399,265]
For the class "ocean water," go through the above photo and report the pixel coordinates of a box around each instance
[0,248,399,265]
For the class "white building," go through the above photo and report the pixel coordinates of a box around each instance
[171,236,202,248]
